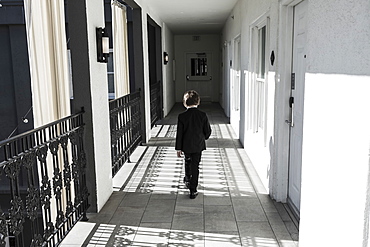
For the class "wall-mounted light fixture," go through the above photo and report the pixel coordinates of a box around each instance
[96,27,109,63]
[163,52,169,65]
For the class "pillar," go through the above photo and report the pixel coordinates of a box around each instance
[66,0,113,212]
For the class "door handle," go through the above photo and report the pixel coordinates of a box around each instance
[289,96,294,108]
[286,97,294,127]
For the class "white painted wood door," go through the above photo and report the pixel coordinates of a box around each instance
[185,53,213,102]
[288,0,308,216]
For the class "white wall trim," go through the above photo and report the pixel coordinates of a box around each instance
[281,0,303,7]
[250,9,270,28]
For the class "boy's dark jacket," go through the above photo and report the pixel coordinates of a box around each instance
[175,107,212,153]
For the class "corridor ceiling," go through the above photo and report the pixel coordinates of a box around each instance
[144,0,239,34]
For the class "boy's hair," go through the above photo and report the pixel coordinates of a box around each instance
[183,90,200,107]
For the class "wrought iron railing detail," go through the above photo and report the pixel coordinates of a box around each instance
[150,81,161,127]
[0,111,89,247]
[109,91,142,177]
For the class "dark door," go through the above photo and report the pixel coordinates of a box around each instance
[147,16,163,127]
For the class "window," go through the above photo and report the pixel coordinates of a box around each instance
[256,26,266,130]
[247,14,270,147]
[191,57,207,76]
[258,27,266,79]
[248,21,268,136]
[186,53,210,81]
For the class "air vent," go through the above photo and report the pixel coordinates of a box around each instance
[193,36,200,41]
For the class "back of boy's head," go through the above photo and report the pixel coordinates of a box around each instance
[183,90,200,107]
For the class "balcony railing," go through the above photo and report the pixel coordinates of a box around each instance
[109,91,142,177]
[150,81,161,127]
[0,111,89,247]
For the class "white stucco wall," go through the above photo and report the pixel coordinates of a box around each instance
[222,0,279,194]
[85,0,113,212]
[162,24,175,117]
[300,74,370,247]
[223,0,370,245]
[299,0,370,246]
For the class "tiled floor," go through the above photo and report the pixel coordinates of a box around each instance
[61,103,298,247]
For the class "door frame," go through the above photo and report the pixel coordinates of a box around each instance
[230,34,241,136]
[224,41,232,118]
[269,0,306,208]
[185,51,213,102]
[287,0,307,220]
[248,12,270,146]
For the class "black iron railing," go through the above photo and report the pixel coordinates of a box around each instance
[0,111,89,247]
[109,91,142,177]
[150,81,161,127]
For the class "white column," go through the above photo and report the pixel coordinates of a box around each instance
[67,0,113,212]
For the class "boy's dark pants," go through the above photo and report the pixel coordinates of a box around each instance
[184,152,202,192]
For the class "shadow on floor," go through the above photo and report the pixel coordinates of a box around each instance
[60,103,298,247]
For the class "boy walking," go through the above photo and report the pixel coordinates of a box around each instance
[175,90,212,199]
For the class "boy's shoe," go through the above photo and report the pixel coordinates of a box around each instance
[189,191,198,199]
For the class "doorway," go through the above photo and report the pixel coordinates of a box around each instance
[287,0,308,219]
[230,36,241,136]
[185,52,213,102]
[147,16,163,127]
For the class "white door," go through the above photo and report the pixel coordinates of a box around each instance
[185,53,213,101]
[226,42,232,117]
[288,0,308,217]
[230,37,241,135]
